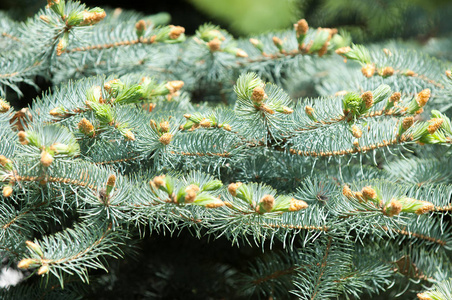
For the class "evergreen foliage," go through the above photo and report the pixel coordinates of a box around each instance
[1,1,452,299]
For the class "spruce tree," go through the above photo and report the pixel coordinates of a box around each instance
[1,1,452,298]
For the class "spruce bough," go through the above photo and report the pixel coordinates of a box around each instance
[1,1,452,298]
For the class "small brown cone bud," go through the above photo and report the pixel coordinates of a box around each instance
[169,25,185,39]
[207,37,221,52]
[282,106,293,114]
[405,70,415,76]
[124,130,135,141]
[135,20,146,32]
[381,66,394,77]
[362,186,377,200]
[184,184,199,203]
[165,81,184,94]
[383,48,392,56]
[205,199,225,208]
[40,151,54,167]
[249,38,259,46]
[402,117,414,131]
[343,185,354,199]
[272,36,283,47]
[0,99,10,113]
[18,131,28,145]
[352,125,362,138]
[228,182,241,197]
[153,175,166,188]
[335,46,351,57]
[294,19,309,36]
[56,39,65,56]
[353,139,359,147]
[259,195,275,212]
[81,10,106,26]
[354,192,365,202]
[305,106,314,116]
[107,174,116,188]
[236,49,248,58]
[261,104,275,114]
[390,92,401,103]
[17,258,35,269]
[416,89,431,107]
[183,114,191,119]
[223,124,232,131]
[78,118,95,136]
[361,64,375,78]
[200,119,211,128]
[2,185,13,197]
[415,201,435,215]
[446,70,452,78]
[0,155,11,167]
[251,87,265,102]
[37,264,49,275]
[40,15,50,23]
[104,79,120,94]
[159,133,173,145]
[159,121,170,132]
[289,198,308,211]
[427,118,443,134]
[386,199,402,217]
[361,91,373,109]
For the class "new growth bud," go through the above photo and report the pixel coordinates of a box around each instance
[380,67,394,77]
[207,37,221,52]
[0,98,10,113]
[390,92,401,103]
[361,64,375,78]
[427,118,443,134]
[40,151,54,167]
[2,185,13,198]
[289,198,308,211]
[416,89,431,108]
[37,264,49,275]
[169,25,185,39]
[402,117,414,131]
[159,133,173,145]
[361,186,377,201]
[385,199,402,217]
[135,20,146,38]
[352,125,362,138]
[361,91,373,109]
[251,87,266,103]
[78,118,95,137]
[228,182,242,197]
[258,195,275,213]
[294,19,309,37]
[343,185,353,199]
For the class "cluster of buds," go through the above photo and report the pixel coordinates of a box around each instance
[181,114,231,132]
[228,183,308,213]
[0,98,10,113]
[150,119,173,145]
[343,185,380,205]
[17,241,49,275]
[343,185,435,216]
